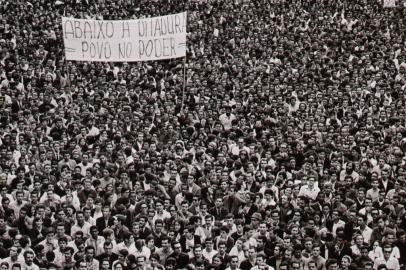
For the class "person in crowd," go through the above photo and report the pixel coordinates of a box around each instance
[1,0,406,269]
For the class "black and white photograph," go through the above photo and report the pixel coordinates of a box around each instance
[0,0,406,269]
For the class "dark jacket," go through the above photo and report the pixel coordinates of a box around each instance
[208,206,229,221]
[327,241,352,260]
[167,252,190,269]
[95,216,115,234]
[240,259,255,270]
[179,235,201,253]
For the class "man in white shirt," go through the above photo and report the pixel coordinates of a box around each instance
[384,232,401,260]
[225,255,241,270]
[85,226,105,256]
[219,106,236,131]
[78,153,93,176]
[23,250,40,270]
[373,245,400,270]
[71,211,91,239]
[54,237,69,266]
[355,215,373,245]
[9,190,27,219]
[250,253,274,270]
[229,239,246,266]
[331,210,346,237]
[230,139,250,156]
[298,175,320,201]
[84,246,100,270]
[39,183,61,203]
[202,238,218,264]
[115,231,136,254]
[133,239,151,261]
[152,200,171,225]
[1,246,20,267]
[0,183,14,206]
[366,179,380,202]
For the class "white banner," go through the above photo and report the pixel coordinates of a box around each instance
[62,12,187,62]
[383,0,396,7]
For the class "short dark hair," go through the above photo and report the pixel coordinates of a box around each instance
[23,250,34,258]
[326,258,338,268]
[217,240,227,247]
[256,253,266,260]
[63,246,74,254]
[11,263,21,270]
[150,253,160,261]
[171,241,181,248]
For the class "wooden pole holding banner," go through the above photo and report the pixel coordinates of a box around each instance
[181,56,186,112]
[180,0,188,113]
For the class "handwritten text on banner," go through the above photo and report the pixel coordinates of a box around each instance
[62,12,187,62]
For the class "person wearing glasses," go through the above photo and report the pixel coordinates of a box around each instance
[202,238,218,264]
[373,244,400,270]
[167,241,190,269]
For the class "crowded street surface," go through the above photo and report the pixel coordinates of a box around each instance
[1,0,406,269]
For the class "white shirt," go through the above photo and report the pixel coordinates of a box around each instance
[22,263,40,270]
[298,185,320,201]
[230,146,250,156]
[71,222,91,238]
[78,162,93,176]
[361,226,373,245]
[203,249,218,263]
[369,247,384,261]
[373,256,400,270]
[87,126,100,137]
[39,193,61,203]
[60,195,81,211]
[219,113,236,130]
[0,194,15,206]
[152,211,171,225]
[251,266,275,270]
[390,246,401,260]
[133,246,151,261]
[332,220,346,237]
[85,236,105,256]
[229,247,245,266]
[115,242,137,254]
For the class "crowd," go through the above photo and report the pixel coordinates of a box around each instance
[1,0,406,269]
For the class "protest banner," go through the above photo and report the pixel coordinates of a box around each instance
[383,0,396,7]
[62,12,187,62]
